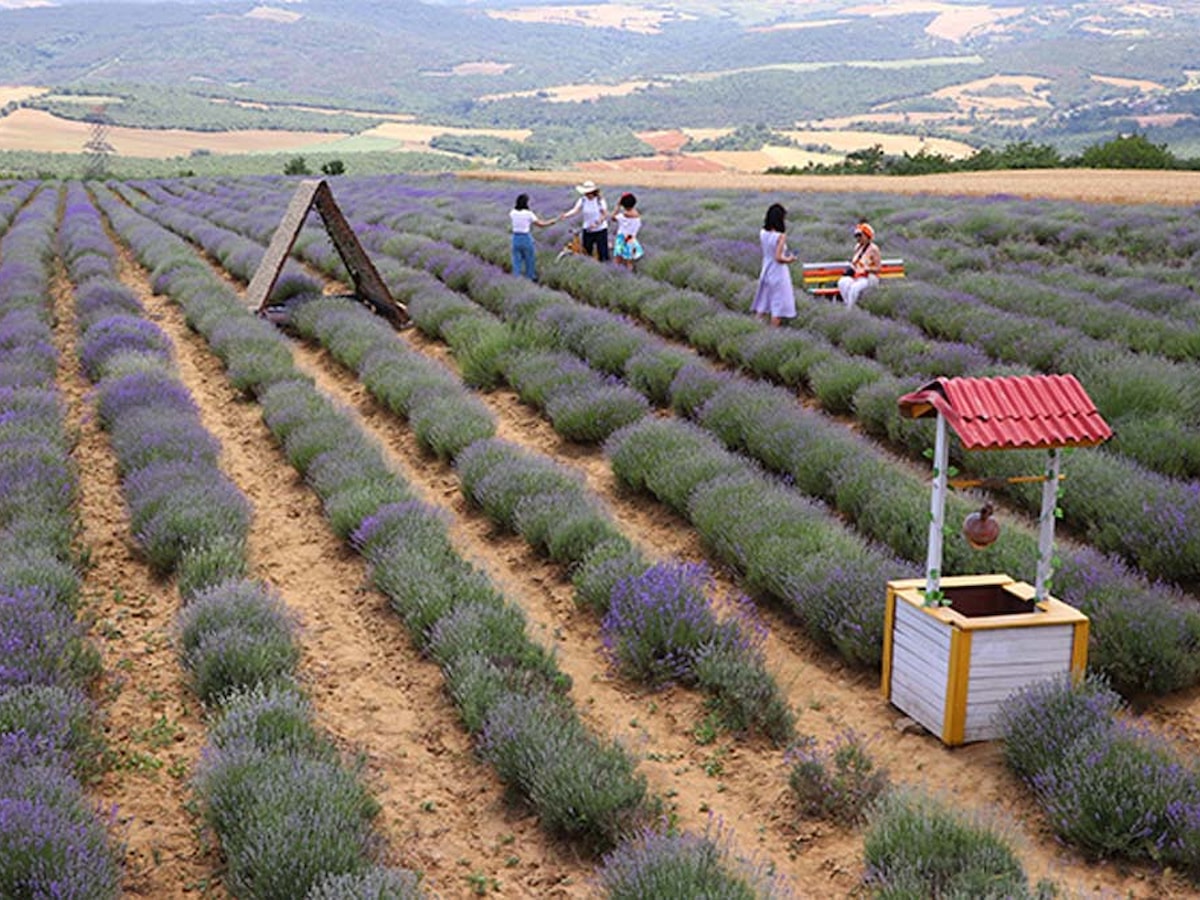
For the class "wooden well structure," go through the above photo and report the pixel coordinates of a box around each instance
[881,374,1113,745]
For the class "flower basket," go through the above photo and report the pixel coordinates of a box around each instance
[881,574,1088,746]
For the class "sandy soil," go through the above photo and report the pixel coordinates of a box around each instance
[57,174,1200,898]
[462,167,1200,206]
[0,108,348,158]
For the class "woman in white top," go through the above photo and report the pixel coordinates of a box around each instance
[611,192,644,270]
[560,180,610,262]
[509,193,556,281]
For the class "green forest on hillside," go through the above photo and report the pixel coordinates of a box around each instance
[3,0,1200,166]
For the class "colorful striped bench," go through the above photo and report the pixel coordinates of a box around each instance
[801,258,906,298]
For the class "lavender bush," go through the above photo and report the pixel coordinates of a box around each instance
[406,389,495,460]
[304,867,425,900]
[602,562,740,686]
[456,438,586,529]
[124,460,251,574]
[0,757,121,900]
[596,821,793,900]
[602,563,793,743]
[77,314,173,381]
[996,675,1200,876]
[177,579,300,704]
[209,683,329,760]
[571,537,647,613]
[0,684,99,773]
[511,490,622,565]
[194,740,380,900]
[0,589,97,690]
[605,417,744,516]
[862,788,1038,899]
[787,730,891,826]
[479,690,647,850]
[544,382,651,443]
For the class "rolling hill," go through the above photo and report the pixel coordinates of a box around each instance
[1,0,1199,171]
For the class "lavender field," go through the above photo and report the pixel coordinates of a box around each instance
[3,172,1200,899]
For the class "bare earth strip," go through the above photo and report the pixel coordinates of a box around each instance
[53,255,223,897]
[122,232,604,898]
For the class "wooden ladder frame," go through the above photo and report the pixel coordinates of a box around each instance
[245,178,409,328]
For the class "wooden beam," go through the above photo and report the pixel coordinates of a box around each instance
[246,179,410,329]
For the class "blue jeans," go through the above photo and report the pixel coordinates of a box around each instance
[511,232,536,280]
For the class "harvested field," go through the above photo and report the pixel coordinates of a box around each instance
[463,167,1200,206]
[0,108,348,158]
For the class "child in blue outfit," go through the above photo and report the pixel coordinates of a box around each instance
[611,192,644,269]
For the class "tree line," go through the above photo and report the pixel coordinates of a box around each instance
[766,133,1200,176]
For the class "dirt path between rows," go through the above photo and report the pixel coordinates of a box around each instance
[55,259,223,898]
[82,187,1200,898]
[107,239,608,897]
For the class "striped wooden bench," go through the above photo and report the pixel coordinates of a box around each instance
[801,258,906,298]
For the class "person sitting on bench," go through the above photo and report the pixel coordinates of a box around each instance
[837,221,882,308]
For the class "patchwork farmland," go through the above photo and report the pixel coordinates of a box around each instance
[4,172,1200,898]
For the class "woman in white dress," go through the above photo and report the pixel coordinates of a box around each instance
[750,203,797,327]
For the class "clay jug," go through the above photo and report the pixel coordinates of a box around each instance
[963,503,1000,549]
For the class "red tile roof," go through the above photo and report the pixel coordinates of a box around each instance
[897,374,1113,450]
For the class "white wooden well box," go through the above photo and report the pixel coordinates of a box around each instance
[890,374,1111,746]
[882,574,1088,746]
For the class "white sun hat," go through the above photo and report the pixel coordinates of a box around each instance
[576,180,599,194]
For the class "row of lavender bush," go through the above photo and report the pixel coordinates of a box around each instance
[114,174,1190,897]
[165,174,1197,699]
[71,182,422,900]
[100,176,804,894]
[289,294,794,746]
[356,181,1200,589]
[339,208,1199,698]
[119,176,797,748]
[1,184,121,898]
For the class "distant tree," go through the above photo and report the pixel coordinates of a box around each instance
[284,156,311,175]
[844,144,886,173]
[964,141,1061,170]
[886,149,956,175]
[320,159,345,175]
[1070,133,1176,169]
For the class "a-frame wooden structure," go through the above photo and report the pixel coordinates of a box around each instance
[246,178,409,328]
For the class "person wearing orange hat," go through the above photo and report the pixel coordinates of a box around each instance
[836,219,882,308]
